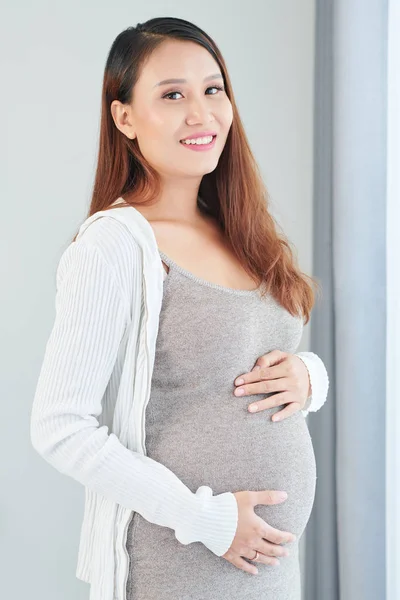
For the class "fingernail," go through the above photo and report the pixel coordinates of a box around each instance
[279,492,288,499]
[248,404,258,412]
[235,378,244,385]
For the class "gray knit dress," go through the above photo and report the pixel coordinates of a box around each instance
[125,250,317,600]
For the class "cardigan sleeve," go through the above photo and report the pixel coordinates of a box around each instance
[30,239,238,558]
[294,351,330,417]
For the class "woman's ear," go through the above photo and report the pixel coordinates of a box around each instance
[110,100,136,140]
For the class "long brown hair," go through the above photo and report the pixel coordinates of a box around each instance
[72,16,321,324]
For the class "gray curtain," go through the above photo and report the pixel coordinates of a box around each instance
[303,1,387,598]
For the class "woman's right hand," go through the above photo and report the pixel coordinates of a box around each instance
[221,490,296,575]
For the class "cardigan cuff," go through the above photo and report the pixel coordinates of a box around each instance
[295,351,330,417]
[174,486,238,556]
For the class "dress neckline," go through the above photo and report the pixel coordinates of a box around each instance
[158,249,263,297]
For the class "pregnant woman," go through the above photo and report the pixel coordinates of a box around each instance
[31,16,329,600]
[126,244,318,599]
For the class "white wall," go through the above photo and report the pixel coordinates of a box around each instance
[1,1,315,598]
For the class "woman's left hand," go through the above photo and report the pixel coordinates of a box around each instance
[233,350,311,422]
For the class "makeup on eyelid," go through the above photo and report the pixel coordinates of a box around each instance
[162,85,225,100]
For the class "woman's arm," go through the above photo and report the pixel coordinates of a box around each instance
[294,352,330,417]
[30,238,238,557]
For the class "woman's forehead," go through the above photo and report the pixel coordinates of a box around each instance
[137,40,221,86]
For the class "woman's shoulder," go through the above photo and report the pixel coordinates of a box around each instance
[77,212,142,266]
[57,213,143,305]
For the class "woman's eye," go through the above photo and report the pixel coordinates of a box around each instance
[162,85,225,100]
[205,85,225,95]
[163,91,183,100]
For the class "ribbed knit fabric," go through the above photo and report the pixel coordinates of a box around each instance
[30,220,238,555]
[30,201,329,600]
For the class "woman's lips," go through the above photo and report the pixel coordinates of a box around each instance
[179,135,217,152]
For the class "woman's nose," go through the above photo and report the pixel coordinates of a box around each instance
[185,99,213,125]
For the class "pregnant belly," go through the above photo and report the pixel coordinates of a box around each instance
[144,394,317,540]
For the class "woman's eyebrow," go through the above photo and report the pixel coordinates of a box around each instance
[154,73,223,87]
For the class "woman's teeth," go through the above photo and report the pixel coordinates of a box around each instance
[180,135,214,145]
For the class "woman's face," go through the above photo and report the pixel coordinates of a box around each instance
[120,39,233,179]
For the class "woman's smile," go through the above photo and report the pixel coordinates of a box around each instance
[179,134,217,151]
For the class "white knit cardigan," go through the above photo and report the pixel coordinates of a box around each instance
[30,198,330,600]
